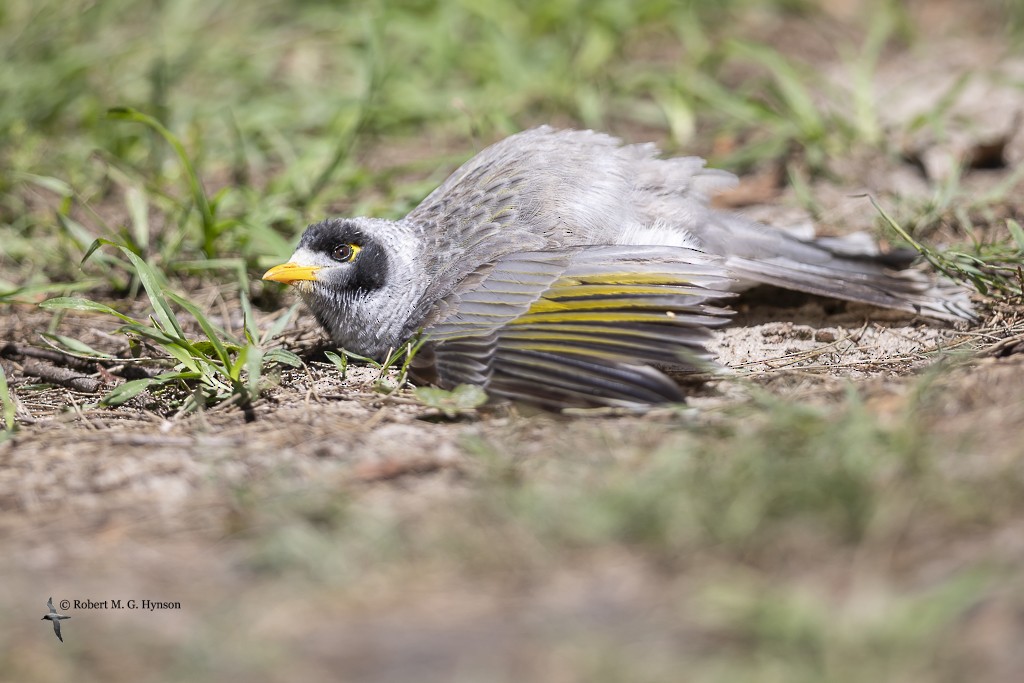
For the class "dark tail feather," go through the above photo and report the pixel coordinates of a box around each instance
[703,214,977,323]
[725,253,976,322]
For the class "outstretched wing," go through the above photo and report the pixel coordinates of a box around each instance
[404,127,735,317]
[53,620,63,642]
[411,245,734,409]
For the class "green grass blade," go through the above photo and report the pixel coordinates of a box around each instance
[683,70,782,127]
[120,324,203,372]
[15,172,75,198]
[414,384,487,417]
[117,323,180,346]
[848,7,892,145]
[39,333,117,359]
[0,280,104,304]
[240,288,260,347]
[158,344,203,374]
[1008,220,1024,250]
[166,291,232,369]
[0,364,16,432]
[728,41,824,136]
[80,237,119,267]
[126,185,150,253]
[115,245,185,338]
[264,348,302,368]
[100,371,200,407]
[324,350,348,380]
[39,297,141,325]
[260,304,299,346]
[336,348,382,370]
[242,345,262,395]
[107,107,217,255]
[101,377,161,406]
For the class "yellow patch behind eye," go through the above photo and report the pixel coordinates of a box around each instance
[347,244,362,261]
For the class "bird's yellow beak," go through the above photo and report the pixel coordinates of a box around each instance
[262,262,321,284]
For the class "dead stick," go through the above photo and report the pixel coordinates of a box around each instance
[1,342,96,371]
[21,359,102,393]
[1,342,156,380]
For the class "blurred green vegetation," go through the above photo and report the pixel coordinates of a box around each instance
[3,0,1017,299]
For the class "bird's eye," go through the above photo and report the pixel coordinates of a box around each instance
[331,244,360,262]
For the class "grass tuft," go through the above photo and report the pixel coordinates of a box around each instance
[414,384,488,417]
[873,197,1024,299]
[40,239,301,413]
[0,364,16,437]
[324,335,426,395]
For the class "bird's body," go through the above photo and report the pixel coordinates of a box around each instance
[265,127,973,408]
[42,597,70,642]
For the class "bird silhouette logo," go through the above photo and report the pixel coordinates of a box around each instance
[41,597,70,642]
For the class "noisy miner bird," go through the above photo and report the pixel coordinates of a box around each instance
[264,127,973,409]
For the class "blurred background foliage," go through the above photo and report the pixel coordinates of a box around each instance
[0,0,1020,295]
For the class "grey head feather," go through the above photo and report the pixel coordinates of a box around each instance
[290,217,428,358]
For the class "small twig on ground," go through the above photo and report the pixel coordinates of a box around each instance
[982,333,1024,358]
[20,359,103,393]
[1,342,159,381]
[1,342,95,371]
[348,455,458,483]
